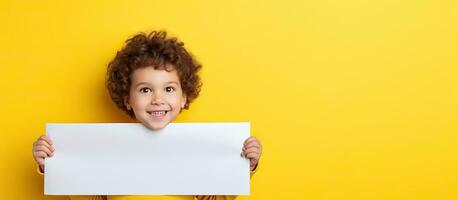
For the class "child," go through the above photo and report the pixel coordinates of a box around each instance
[32,31,262,200]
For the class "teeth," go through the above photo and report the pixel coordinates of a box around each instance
[150,111,166,116]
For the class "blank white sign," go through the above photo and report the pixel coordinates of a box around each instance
[44,123,250,195]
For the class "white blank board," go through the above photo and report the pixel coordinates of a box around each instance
[44,123,250,195]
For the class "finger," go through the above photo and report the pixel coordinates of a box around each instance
[243,137,258,145]
[34,142,54,153]
[34,140,54,152]
[244,138,261,148]
[34,151,48,159]
[35,147,54,157]
[40,135,53,145]
[246,152,260,160]
[243,147,261,155]
[243,149,261,156]
[34,152,45,163]
[240,149,261,158]
[36,146,54,156]
[250,161,258,167]
[242,146,260,155]
[244,141,261,150]
[36,157,44,165]
[243,145,261,155]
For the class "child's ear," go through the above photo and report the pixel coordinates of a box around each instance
[181,95,187,109]
[123,96,132,110]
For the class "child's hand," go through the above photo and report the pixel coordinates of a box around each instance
[241,136,262,171]
[32,135,54,172]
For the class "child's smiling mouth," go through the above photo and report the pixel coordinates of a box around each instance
[147,110,169,119]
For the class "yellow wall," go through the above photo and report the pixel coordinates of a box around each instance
[1,0,457,199]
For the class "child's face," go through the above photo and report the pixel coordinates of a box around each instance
[123,66,187,130]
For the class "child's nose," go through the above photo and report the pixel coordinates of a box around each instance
[150,93,165,105]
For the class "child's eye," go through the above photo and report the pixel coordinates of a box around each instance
[140,87,152,93]
[165,86,175,93]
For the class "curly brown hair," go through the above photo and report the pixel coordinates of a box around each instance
[106,30,202,118]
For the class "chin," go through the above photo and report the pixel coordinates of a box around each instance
[143,121,169,131]
[135,113,175,131]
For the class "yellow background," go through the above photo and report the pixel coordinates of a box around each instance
[1,0,457,199]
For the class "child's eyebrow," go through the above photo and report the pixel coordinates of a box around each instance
[164,81,179,85]
[134,82,150,87]
[133,81,179,87]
